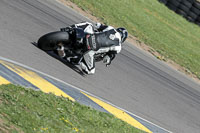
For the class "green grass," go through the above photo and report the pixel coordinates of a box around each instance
[69,0,200,79]
[0,84,145,133]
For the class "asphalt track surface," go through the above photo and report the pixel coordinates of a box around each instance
[0,0,200,132]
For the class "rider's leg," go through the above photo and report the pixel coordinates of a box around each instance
[80,50,95,74]
[80,62,95,74]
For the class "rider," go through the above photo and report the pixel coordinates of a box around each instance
[58,22,128,74]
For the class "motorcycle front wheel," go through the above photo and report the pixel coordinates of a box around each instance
[37,31,70,51]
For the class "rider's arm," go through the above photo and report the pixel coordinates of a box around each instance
[72,22,93,29]
[73,22,94,34]
[103,43,121,66]
[61,22,93,32]
[95,23,109,32]
[109,31,122,53]
[103,51,117,66]
[107,51,117,61]
[104,36,122,66]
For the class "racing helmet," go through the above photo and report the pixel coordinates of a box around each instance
[116,27,128,43]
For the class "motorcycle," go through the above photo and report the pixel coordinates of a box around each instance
[37,27,106,64]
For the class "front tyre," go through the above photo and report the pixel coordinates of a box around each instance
[37,31,70,51]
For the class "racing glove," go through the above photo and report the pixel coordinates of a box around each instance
[94,23,101,29]
[103,51,116,67]
[103,55,111,67]
[94,23,108,32]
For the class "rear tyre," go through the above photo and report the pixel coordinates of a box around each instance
[190,6,200,16]
[166,3,177,11]
[187,11,198,20]
[193,1,200,9]
[181,0,193,8]
[176,9,187,17]
[168,0,180,7]
[38,31,70,51]
[158,0,168,5]
[186,16,195,22]
[178,4,190,13]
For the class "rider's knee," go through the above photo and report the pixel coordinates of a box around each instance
[80,62,95,74]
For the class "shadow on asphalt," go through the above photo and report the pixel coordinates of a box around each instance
[31,42,86,76]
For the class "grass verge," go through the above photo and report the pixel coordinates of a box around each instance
[69,0,200,79]
[0,84,145,133]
